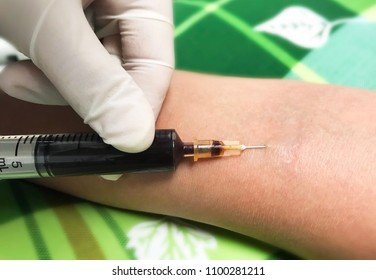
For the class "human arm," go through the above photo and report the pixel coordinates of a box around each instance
[1,71,375,259]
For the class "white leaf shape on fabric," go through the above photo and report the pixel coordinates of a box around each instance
[126,218,217,260]
[254,6,356,49]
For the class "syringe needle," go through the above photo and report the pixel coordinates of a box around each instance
[183,139,267,161]
[241,145,267,150]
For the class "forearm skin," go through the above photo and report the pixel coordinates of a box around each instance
[1,71,375,259]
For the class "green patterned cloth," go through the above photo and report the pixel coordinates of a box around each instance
[1,0,375,260]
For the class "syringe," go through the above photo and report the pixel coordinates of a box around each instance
[0,129,266,179]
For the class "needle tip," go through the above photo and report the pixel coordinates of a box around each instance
[241,145,267,150]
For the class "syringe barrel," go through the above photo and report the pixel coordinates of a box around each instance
[0,129,185,179]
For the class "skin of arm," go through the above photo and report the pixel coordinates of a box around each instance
[1,71,375,259]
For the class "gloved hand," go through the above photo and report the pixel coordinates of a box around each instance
[0,0,174,153]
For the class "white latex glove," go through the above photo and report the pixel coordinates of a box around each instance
[0,0,174,153]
